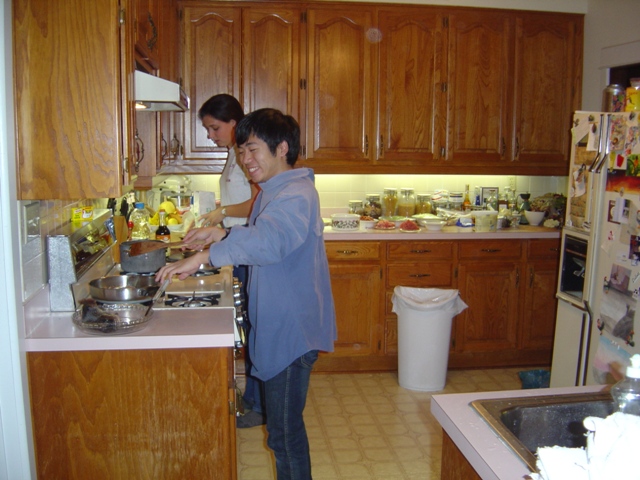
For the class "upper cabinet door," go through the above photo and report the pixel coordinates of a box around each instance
[305,8,376,164]
[512,13,582,170]
[242,8,302,121]
[135,0,160,70]
[376,8,448,167]
[182,6,241,165]
[447,11,514,167]
[14,0,132,199]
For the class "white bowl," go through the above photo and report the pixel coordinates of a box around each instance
[424,221,446,231]
[331,213,360,231]
[524,210,545,226]
[360,220,378,229]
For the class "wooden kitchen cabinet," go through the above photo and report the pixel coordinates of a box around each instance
[134,0,160,70]
[14,0,135,199]
[28,347,237,480]
[446,9,582,174]
[453,240,522,368]
[318,241,387,372]
[520,238,561,356]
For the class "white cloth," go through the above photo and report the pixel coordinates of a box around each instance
[529,412,640,480]
[219,146,252,227]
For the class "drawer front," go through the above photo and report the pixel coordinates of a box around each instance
[458,239,522,260]
[387,241,454,261]
[326,241,381,261]
[387,263,453,288]
[529,238,561,260]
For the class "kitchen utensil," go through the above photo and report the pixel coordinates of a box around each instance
[120,240,167,273]
[127,239,186,257]
[73,299,153,335]
[145,278,170,316]
[89,274,160,302]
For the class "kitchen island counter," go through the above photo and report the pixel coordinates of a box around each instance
[323,224,560,240]
[431,384,606,480]
[23,286,235,352]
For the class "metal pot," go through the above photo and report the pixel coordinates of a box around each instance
[120,240,166,273]
[90,274,160,302]
[167,248,215,272]
[167,194,191,209]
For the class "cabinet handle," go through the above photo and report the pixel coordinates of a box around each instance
[440,146,446,158]
[170,134,182,157]
[529,266,534,288]
[516,268,520,287]
[515,137,520,159]
[501,138,506,157]
[147,12,158,51]
[133,129,145,173]
[409,274,431,278]
[337,250,358,255]
[410,249,432,254]
[481,248,501,253]
[380,135,383,157]
[365,135,369,156]
[160,133,168,160]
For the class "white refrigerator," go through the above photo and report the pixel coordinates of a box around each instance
[551,111,640,387]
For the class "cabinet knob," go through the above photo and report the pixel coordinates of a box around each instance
[337,250,358,255]
[481,248,501,253]
[409,273,431,278]
[410,249,432,254]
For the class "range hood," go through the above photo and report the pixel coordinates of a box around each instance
[134,71,189,112]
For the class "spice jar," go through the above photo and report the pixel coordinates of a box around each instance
[364,194,382,219]
[382,188,398,217]
[348,200,364,216]
[416,194,432,214]
[397,188,416,217]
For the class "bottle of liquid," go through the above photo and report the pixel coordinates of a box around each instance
[462,185,472,212]
[130,202,151,240]
[155,209,171,243]
[611,354,640,416]
[397,188,416,217]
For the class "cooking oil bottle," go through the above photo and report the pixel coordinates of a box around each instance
[130,202,151,240]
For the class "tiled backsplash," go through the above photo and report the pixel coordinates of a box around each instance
[20,174,567,303]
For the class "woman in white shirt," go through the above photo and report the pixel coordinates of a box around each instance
[198,94,259,227]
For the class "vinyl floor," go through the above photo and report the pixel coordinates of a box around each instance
[236,367,523,480]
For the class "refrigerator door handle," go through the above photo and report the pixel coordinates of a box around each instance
[576,300,594,386]
[589,115,604,172]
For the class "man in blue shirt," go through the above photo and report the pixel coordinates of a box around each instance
[156,108,337,479]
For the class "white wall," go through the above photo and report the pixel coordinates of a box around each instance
[582,0,640,110]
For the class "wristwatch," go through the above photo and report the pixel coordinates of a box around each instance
[221,207,227,217]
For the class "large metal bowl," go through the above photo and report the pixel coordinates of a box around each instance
[89,274,160,302]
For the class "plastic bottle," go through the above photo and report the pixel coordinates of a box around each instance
[155,209,171,243]
[130,202,151,240]
[611,354,640,416]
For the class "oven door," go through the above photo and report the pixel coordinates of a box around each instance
[556,229,591,308]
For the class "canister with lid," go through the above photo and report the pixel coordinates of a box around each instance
[602,84,626,112]
[382,188,398,217]
[397,188,416,217]
[348,200,364,216]
[416,194,432,214]
[364,194,382,218]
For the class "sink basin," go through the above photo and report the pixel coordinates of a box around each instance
[471,391,614,472]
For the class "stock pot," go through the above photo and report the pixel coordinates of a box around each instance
[120,240,166,273]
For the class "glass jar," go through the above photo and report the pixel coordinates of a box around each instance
[486,189,498,211]
[449,192,463,211]
[415,194,432,214]
[348,200,364,216]
[363,194,382,219]
[397,188,416,217]
[382,188,398,217]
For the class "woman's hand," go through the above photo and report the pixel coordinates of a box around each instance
[155,251,210,282]
[182,226,226,249]
[198,207,225,227]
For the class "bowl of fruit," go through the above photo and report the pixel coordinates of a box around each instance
[150,200,184,232]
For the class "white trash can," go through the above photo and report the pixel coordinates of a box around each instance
[391,286,468,391]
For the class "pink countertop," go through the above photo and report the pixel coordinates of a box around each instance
[430,385,607,480]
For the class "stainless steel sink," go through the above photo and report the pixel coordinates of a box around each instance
[471,391,614,472]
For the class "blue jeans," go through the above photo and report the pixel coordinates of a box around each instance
[265,350,318,480]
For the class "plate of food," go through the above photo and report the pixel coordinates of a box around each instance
[374,219,396,230]
[399,219,421,232]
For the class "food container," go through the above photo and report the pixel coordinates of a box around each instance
[364,194,382,219]
[348,200,364,215]
[120,240,167,273]
[524,210,545,226]
[424,221,446,231]
[473,211,498,232]
[382,188,398,217]
[602,84,626,112]
[73,301,153,335]
[330,213,360,231]
[397,188,416,217]
[360,219,378,229]
[89,274,160,302]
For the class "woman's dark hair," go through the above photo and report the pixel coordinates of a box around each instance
[235,108,301,166]
[198,94,244,123]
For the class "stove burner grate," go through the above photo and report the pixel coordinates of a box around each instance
[164,293,221,308]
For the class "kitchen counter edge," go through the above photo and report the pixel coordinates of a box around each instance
[323,225,560,240]
[22,287,235,352]
[430,384,607,480]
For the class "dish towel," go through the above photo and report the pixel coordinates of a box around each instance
[528,412,640,480]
